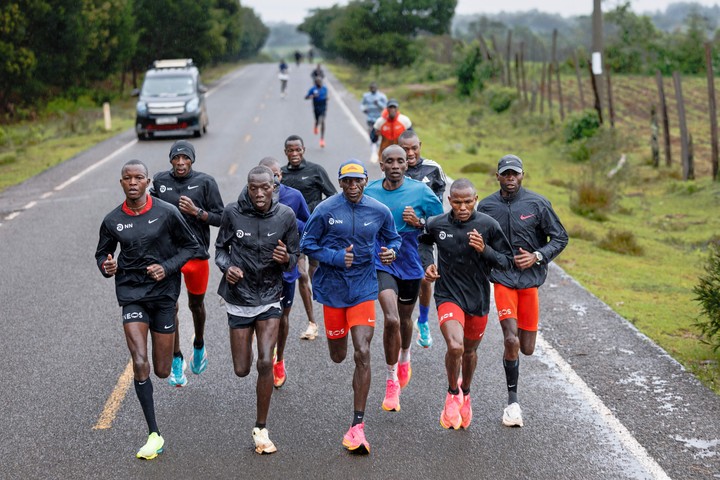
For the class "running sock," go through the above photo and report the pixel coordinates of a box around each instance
[448,386,460,395]
[504,358,519,405]
[418,304,430,324]
[399,348,411,364]
[386,363,398,382]
[134,378,159,435]
[462,386,470,397]
[352,410,365,426]
[255,422,266,430]
[173,351,183,360]
[193,337,204,349]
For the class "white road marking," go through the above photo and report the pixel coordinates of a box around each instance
[54,140,138,191]
[324,77,375,163]
[537,334,672,479]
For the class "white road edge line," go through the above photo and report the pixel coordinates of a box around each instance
[55,139,138,191]
[537,334,671,480]
[325,77,372,144]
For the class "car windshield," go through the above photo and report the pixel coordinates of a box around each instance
[141,75,195,97]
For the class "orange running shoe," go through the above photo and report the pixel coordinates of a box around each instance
[381,379,401,412]
[342,423,370,454]
[319,138,325,148]
[398,361,412,389]
[440,390,464,429]
[313,126,319,135]
[273,358,286,388]
[460,395,472,428]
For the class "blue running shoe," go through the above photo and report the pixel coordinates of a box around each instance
[168,356,187,387]
[414,319,433,348]
[190,344,207,375]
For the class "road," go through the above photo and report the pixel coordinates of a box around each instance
[0,63,718,479]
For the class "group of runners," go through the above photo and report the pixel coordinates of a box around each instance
[95,83,568,459]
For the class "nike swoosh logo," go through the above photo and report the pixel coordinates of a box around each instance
[301,176,310,180]
[188,185,199,189]
[149,218,159,224]
[520,214,535,220]
[163,325,172,329]
[138,380,148,385]
[368,318,375,323]
[363,222,373,226]
[267,232,277,237]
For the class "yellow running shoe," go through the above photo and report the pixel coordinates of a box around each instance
[136,432,164,460]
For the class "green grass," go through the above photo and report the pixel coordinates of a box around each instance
[332,62,720,394]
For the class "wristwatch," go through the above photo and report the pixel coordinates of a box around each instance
[196,208,205,220]
[534,251,543,264]
[418,217,426,228]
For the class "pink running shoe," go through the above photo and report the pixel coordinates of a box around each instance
[273,358,286,388]
[342,423,370,454]
[398,361,412,389]
[440,390,464,429]
[460,395,472,428]
[382,379,401,412]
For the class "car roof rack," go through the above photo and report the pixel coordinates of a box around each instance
[153,59,194,69]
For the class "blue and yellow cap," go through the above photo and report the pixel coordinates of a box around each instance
[338,159,368,179]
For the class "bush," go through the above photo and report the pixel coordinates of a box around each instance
[570,182,614,221]
[694,244,720,351]
[486,86,518,113]
[597,229,644,255]
[564,109,601,143]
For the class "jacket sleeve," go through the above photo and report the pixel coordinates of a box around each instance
[282,212,300,272]
[162,210,204,276]
[204,178,225,227]
[537,200,569,263]
[481,220,514,271]
[378,209,402,254]
[214,207,234,273]
[418,226,436,271]
[95,221,118,278]
[296,194,311,236]
[423,185,444,218]
[299,209,346,268]
[317,168,338,199]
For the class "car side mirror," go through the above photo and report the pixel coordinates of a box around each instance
[131,88,140,97]
[198,85,208,94]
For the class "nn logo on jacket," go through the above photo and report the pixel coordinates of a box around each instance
[236,229,252,238]
[328,218,343,225]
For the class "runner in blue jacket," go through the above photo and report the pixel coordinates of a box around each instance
[300,159,400,455]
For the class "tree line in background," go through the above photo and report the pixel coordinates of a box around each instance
[454,1,720,76]
[0,0,268,117]
[298,0,457,69]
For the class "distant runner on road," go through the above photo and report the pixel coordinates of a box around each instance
[95,159,205,460]
[305,76,328,148]
[419,178,513,430]
[300,159,401,455]
[477,154,568,428]
[150,140,224,387]
[373,98,412,154]
[360,82,387,154]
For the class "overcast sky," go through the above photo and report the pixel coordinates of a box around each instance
[242,0,720,24]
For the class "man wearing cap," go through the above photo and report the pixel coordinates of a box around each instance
[361,82,387,152]
[373,99,412,155]
[150,140,224,386]
[300,159,401,455]
[477,154,568,428]
[364,145,443,412]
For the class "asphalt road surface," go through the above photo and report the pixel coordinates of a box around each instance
[1,63,718,480]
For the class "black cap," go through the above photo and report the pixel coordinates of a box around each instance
[387,98,399,108]
[169,140,196,163]
[498,154,523,174]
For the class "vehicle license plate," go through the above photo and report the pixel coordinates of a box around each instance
[156,117,178,125]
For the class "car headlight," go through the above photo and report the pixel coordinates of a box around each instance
[136,101,147,115]
[186,98,199,112]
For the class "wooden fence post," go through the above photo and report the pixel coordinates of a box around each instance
[589,61,603,124]
[655,71,671,167]
[515,53,522,101]
[540,62,547,114]
[556,58,565,120]
[573,51,586,109]
[478,34,491,61]
[605,65,615,128]
[651,105,660,168]
[673,71,693,180]
[490,34,505,86]
[520,42,529,105]
[705,42,719,180]
[506,30,513,87]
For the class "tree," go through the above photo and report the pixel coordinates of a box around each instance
[298,5,344,54]
[237,7,269,58]
[604,3,663,74]
[0,2,37,113]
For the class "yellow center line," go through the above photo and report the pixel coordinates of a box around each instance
[253,116,260,124]
[93,359,133,430]
[228,163,238,176]
[244,134,252,143]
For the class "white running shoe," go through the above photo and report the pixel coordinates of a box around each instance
[502,402,524,427]
[252,427,277,454]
